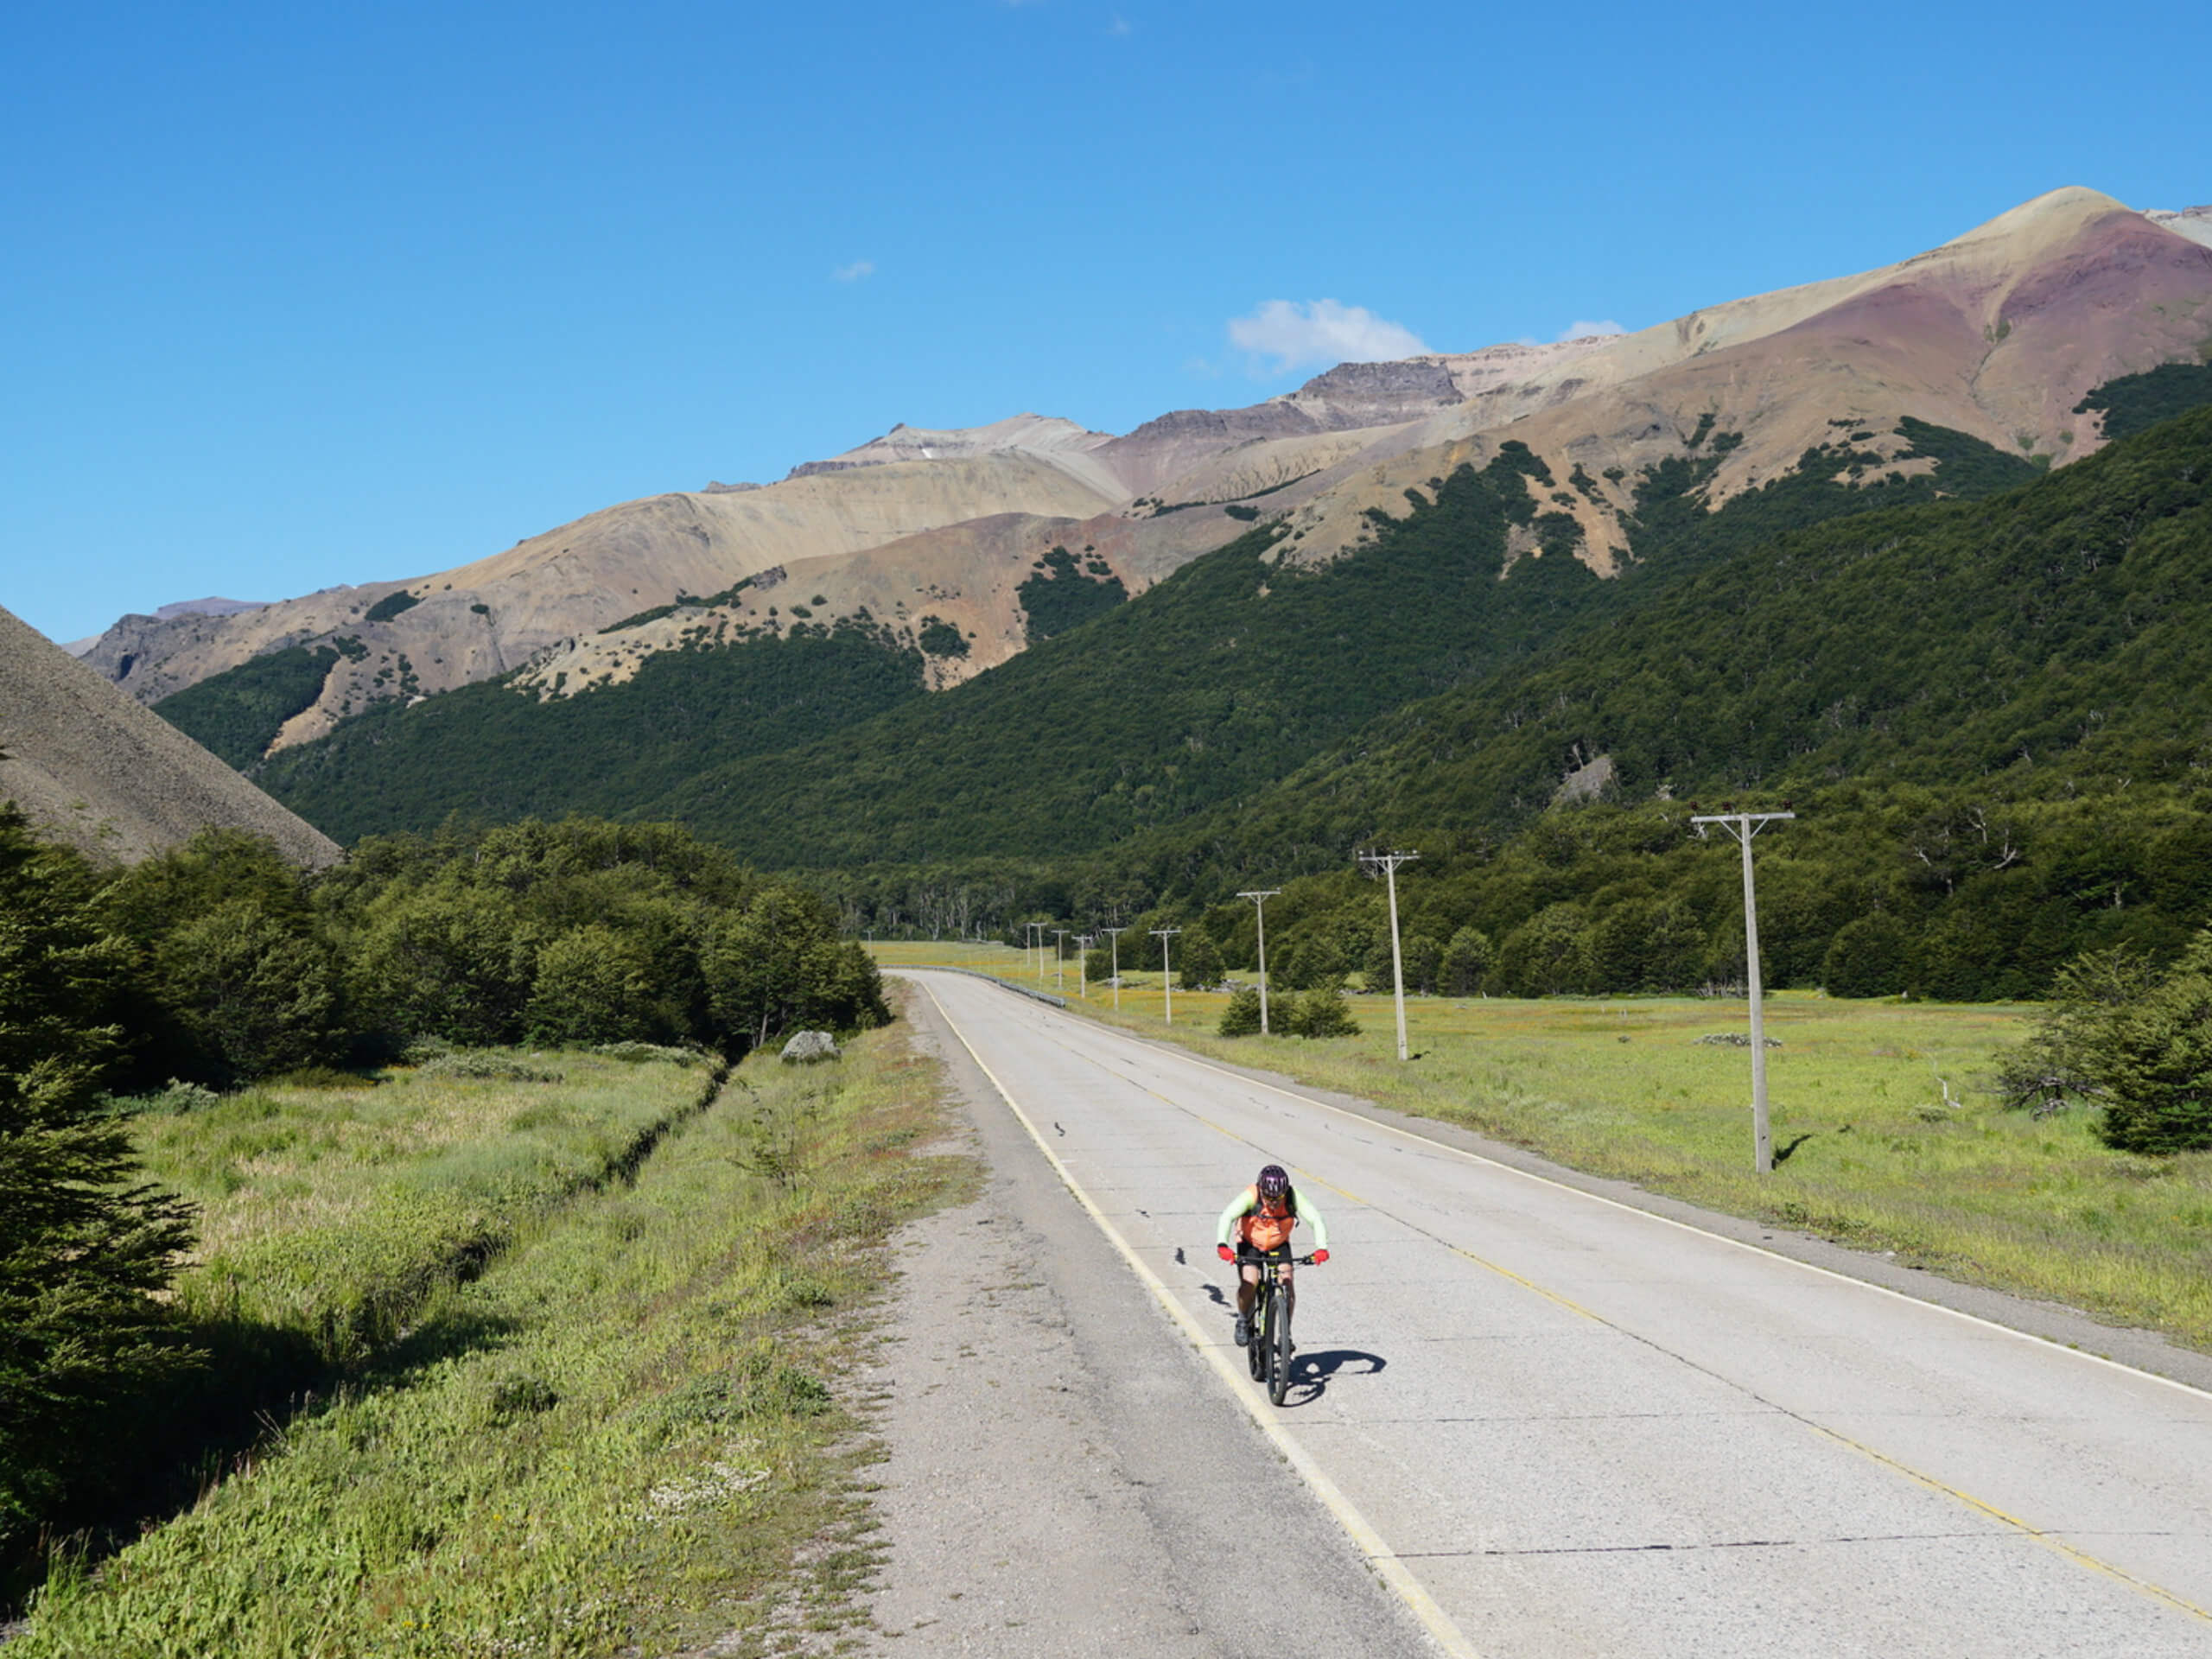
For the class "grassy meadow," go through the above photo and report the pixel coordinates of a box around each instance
[873,941,2212,1351]
[16,1026,968,1656]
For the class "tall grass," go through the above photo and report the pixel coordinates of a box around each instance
[136,1052,709,1369]
[880,949,2212,1351]
[17,1025,966,1656]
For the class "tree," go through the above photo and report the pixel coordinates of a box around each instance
[525,925,655,1046]
[2092,936,2212,1153]
[1822,913,1912,999]
[0,810,197,1545]
[350,881,540,1046]
[702,885,888,1051]
[1178,930,1223,991]
[1217,986,1262,1036]
[1495,904,1592,996]
[1440,926,1493,995]
[147,899,345,1083]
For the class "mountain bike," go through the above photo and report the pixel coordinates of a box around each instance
[1244,1249,1318,1406]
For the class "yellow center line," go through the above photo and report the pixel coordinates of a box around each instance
[1017,987,2212,1627]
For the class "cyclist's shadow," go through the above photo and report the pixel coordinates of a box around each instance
[1282,1348,1384,1408]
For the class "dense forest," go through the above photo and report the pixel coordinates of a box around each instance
[145,373,2212,1008]
[223,415,2041,855]
[835,400,2212,1004]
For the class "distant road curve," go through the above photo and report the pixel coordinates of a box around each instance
[901,969,2212,1658]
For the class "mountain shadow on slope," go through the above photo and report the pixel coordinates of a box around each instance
[256,623,927,842]
[226,416,2054,856]
[1021,404,2212,1001]
[639,422,2052,867]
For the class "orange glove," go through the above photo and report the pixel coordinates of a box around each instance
[1312,1249,1330,1263]
[1217,1243,1235,1261]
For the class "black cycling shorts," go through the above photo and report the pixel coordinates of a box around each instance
[1235,1241,1295,1267]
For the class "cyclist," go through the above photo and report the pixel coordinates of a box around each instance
[1215,1162,1329,1347]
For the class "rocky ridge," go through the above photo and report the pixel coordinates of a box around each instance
[73,186,2212,760]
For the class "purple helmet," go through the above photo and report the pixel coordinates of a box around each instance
[1256,1164,1290,1201]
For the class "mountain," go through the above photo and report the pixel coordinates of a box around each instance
[0,605,339,867]
[92,187,2212,768]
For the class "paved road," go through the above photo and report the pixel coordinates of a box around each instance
[887,969,2212,1658]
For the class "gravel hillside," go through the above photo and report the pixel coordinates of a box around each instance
[0,603,340,866]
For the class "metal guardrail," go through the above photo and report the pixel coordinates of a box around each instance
[882,963,1069,1009]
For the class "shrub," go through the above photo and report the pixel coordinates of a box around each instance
[1287,988,1360,1039]
[1218,987,1262,1036]
[416,1051,563,1084]
[2094,937,2212,1153]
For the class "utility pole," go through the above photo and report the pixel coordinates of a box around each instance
[1077,934,1095,999]
[1357,850,1420,1061]
[1691,810,1796,1173]
[1149,926,1181,1025]
[1237,888,1281,1035]
[1102,926,1128,1010]
[1052,928,1068,993]
[1025,922,1044,981]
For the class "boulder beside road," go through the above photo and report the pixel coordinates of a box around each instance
[779,1030,842,1064]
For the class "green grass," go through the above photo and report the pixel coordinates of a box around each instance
[135,1050,708,1369]
[875,947,2212,1351]
[17,1025,970,1656]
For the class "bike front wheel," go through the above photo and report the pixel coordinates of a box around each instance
[1267,1287,1294,1405]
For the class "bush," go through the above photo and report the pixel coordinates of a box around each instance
[416,1051,563,1084]
[1218,986,1262,1036]
[1286,988,1360,1039]
[1994,945,2156,1115]
[2095,937,2212,1153]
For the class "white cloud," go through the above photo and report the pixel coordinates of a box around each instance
[1558,319,1625,340]
[1228,299,1429,375]
[832,259,875,283]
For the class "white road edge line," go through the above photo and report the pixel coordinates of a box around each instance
[1014,989,2212,1405]
[914,976,1483,1659]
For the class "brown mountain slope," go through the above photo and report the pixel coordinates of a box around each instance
[82,186,2212,754]
[0,605,340,866]
[1268,187,2212,569]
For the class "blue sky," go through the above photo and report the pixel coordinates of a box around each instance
[4,0,2207,645]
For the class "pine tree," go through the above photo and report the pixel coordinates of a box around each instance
[0,810,197,1544]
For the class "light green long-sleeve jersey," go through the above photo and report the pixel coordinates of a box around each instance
[1215,1183,1329,1250]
